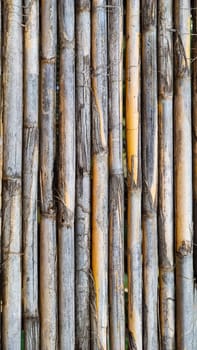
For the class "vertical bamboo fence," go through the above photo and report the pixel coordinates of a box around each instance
[1,1,197,349]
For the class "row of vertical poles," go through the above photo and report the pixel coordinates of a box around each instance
[0,1,197,349]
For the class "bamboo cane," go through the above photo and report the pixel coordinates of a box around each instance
[2,1,23,348]
[58,1,75,349]
[91,1,108,349]
[141,1,158,348]
[158,1,175,349]
[108,1,124,349]
[174,1,194,348]
[126,1,142,349]
[40,1,58,348]
[75,1,91,349]
[23,1,39,348]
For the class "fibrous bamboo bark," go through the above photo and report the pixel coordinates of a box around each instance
[40,1,57,348]
[158,2,175,349]
[192,0,197,277]
[108,1,124,349]
[141,1,158,348]
[2,1,23,348]
[126,1,142,349]
[58,1,75,349]
[23,1,39,348]
[91,1,108,349]
[75,1,91,349]
[174,1,194,348]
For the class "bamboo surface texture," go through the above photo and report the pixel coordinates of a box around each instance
[108,1,125,349]
[158,1,175,349]
[0,3,197,350]
[2,1,23,349]
[40,1,58,349]
[126,1,142,349]
[23,1,39,348]
[75,1,91,349]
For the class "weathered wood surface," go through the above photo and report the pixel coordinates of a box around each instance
[2,1,23,349]
[108,1,125,349]
[158,1,175,349]
[58,1,75,349]
[40,1,58,348]
[75,1,91,349]
[141,1,158,349]
[126,1,142,349]
[23,1,39,348]
[174,1,194,349]
[91,1,109,349]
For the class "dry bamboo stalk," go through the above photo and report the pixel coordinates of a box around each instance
[126,1,142,349]
[192,0,197,277]
[75,1,91,349]
[141,1,158,348]
[91,1,108,349]
[23,1,39,348]
[108,1,124,349]
[174,1,194,348]
[58,1,75,348]
[40,1,58,348]
[2,1,23,348]
[158,1,175,349]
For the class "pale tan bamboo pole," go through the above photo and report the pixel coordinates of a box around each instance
[174,1,194,348]
[91,1,108,349]
[108,1,125,349]
[158,1,175,349]
[23,1,39,348]
[2,1,23,348]
[75,1,91,349]
[141,1,158,348]
[126,1,142,348]
[58,1,75,349]
[40,1,58,348]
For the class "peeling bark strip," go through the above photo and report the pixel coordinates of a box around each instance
[192,0,197,278]
[23,1,39,348]
[158,1,175,349]
[108,1,125,349]
[174,1,194,349]
[40,1,58,349]
[141,1,158,349]
[75,1,91,349]
[126,1,142,349]
[2,1,23,349]
[58,1,75,349]
[91,1,108,349]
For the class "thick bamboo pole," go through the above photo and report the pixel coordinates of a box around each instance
[174,1,194,348]
[158,1,175,349]
[75,1,91,349]
[192,0,197,277]
[58,1,75,349]
[108,1,124,349]
[40,1,58,348]
[23,1,39,348]
[91,1,108,349]
[126,1,142,349]
[2,1,23,348]
[141,1,158,349]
